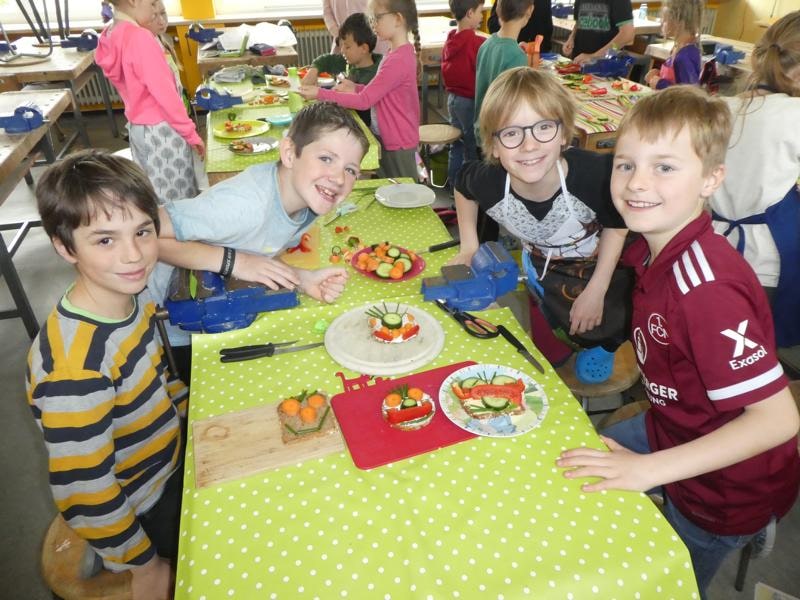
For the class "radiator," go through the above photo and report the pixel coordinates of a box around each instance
[75,71,122,108]
[295,27,333,66]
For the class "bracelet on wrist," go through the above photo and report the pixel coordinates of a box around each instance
[219,247,236,278]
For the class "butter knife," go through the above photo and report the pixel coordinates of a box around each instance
[496,325,545,374]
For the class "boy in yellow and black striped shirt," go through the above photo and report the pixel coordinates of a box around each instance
[26,150,187,600]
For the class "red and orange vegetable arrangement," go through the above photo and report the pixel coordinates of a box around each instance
[354,242,417,279]
[366,303,419,343]
[277,390,335,444]
[382,384,435,430]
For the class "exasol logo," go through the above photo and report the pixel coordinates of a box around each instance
[720,320,766,370]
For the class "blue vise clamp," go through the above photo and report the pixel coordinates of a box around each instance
[61,30,99,52]
[0,103,44,133]
[421,241,519,311]
[187,23,221,44]
[164,269,299,334]
[194,86,244,111]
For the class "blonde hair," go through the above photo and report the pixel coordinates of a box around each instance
[479,67,576,164]
[746,10,800,97]
[617,85,732,173]
[662,0,703,37]
[376,0,422,78]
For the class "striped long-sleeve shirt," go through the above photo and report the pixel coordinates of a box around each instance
[26,289,187,571]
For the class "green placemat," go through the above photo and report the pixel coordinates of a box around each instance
[176,303,698,599]
[205,97,380,174]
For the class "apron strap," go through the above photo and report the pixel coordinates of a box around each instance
[711,210,768,254]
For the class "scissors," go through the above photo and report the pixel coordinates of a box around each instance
[219,340,324,363]
[434,299,499,339]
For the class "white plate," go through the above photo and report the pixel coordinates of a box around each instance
[438,364,549,437]
[324,302,445,376]
[375,183,436,209]
[318,77,335,88]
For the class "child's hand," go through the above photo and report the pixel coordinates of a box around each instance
[446,249,475,267]
[573,52,594,65]
[334,79,356,93]
[645,69,660,88]
[562,37,574,57]
[569,285,604,335]
[131,555,173,600]
[193,141,206,161]
[298,85,319,100]
[298,267,348,303]
[556,436,656,492]
[232,253,301,290]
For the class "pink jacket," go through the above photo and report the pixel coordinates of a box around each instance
[317,43,419,151]
[96,21,201,147]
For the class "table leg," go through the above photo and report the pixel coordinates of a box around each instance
[93,65,120,138]
[0,229,40,339]
[66,80,91,148]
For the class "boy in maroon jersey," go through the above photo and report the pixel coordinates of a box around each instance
[556,86,800,596]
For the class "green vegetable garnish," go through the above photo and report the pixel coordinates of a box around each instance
[189,271,198,299]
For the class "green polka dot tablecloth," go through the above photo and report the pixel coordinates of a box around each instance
[176,294,699,599]
[205,99,380,175]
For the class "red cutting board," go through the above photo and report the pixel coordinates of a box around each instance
[331,361,478,470]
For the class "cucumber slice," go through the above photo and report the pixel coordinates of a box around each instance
[375,262,393,278]
[387,246,401,259]
[482,396,509,410]
[396,257,413,273]
[401,398,417,408]
[382,313,403,329]
[491,374,517,386]
[460,377,481,389]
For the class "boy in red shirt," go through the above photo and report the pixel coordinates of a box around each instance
[441,0,486,187]
[557,86,800,596]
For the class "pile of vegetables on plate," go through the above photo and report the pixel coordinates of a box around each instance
[381,384,434,430]
[223,120,252,133]
[366,302,419,343]
[354,242,417,279]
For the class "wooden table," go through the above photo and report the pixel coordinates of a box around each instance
[197,33,298,78]
[173,193,699,599]
[0,89,72,338]
[0,37,119,145]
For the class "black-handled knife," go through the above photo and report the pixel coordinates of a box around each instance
[496,325,545,374]
[416,239,460,254]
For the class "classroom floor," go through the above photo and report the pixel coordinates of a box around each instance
[1,109,798,599]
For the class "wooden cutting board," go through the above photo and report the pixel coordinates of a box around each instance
[192,401,344,488]
[279,223,320,270]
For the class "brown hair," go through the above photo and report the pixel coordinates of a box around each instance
[450,0,484,21]
[479,67,576,164]
[662,0,703,37]
[286,101,370,158]
[36,149,160,255]
[746,10,800,97]
[616,85,732,173]
[496,0,533,22]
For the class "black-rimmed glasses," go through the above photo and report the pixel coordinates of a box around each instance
[493,120,562,149]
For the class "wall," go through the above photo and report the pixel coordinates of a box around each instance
[715,0,800,43]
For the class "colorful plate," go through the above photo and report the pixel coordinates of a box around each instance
[438,364,549,437]
[350,246,426,282]
[212,120,271,139]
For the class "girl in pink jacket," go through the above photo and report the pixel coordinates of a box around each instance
[96,0,204,203]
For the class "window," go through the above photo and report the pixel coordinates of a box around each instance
[0,1,182,25]
[212,0,448,18]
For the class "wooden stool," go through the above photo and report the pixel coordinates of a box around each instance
[41,515,132,600]
[418,124,461,188]
[556,341,640,415]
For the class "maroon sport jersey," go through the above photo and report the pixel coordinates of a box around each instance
[624,213,800,535]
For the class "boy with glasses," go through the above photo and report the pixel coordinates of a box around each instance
[450,67,633,381]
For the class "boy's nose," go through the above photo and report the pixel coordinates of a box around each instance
[121,239,144,263]
[627,167,649,191]
[522,129,540,150]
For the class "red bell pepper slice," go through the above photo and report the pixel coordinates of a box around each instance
[386,402,433,424]
[590,88,608,96]
[402,325,420,340]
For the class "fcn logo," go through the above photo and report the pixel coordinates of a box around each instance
[647,313,669,345]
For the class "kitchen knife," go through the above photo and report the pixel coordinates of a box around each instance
[416,239,460,254]
[496,325,545,374]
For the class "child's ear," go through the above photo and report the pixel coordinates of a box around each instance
[700,164,725,198]
[52,238,78,265]
[279,136,297,169]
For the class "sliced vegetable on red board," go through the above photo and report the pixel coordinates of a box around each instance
[386,402,433,424]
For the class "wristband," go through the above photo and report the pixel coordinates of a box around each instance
[219,247,236,278]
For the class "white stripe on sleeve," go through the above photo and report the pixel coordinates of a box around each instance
[707,363,785,401]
